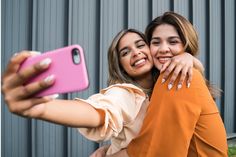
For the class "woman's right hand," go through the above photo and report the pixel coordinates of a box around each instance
[90,145,110,157]
[1,51,55,118]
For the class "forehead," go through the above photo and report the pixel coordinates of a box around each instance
[152,24,179,38]
[118,32,143,49]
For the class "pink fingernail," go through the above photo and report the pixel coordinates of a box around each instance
[44,75,54,83]
[177,84,182,90]
[48,94,59,99]
[168,84,173,90]
[161,78,166,84]
[187,82,191,88]
[13,53,18,57]
[40,58,51,66]
[30,51,41,55]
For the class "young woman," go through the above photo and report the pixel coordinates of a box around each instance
[2,29,202,155]
[122,11,227,157]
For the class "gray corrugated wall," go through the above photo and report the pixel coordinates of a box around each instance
[1,0,235,157]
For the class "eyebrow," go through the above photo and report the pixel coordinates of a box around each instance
[119,39,144,53]
[151,36,180,41]
[151,36,180,40]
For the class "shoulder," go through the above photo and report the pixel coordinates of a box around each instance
[153,69,210,103]
[101,83,146,97]
[190,69,206,88]
[151,69,206,114]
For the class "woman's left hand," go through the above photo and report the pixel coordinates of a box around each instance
[160,53,193,90]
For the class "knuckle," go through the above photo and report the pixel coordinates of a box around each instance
[34,63,44,72]
[4,95,12,104]
[172,73,178,78]
[172,59,179,64]
[165,69,171,74]
[179,80,184,84]
[1,84,7,94]
[8,104,17,113]
[170,79,175,83]
[17,72,26,81]
[178,61,185,66]
[179,77,185,82]
[21,51,31,57]
[181,73,186,77]
[39,81,48,88]
[20,86,31,96]
[22,111,30,117]
[171,61,177,65]
[9,57,17,65]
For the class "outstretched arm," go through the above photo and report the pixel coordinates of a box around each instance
[33,99,105,128]
[2,51,104,128]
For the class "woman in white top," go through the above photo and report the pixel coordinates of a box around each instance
[1,29,203,155]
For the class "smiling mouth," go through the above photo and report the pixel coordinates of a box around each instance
[133,58,146,67]
[157,56,172,64]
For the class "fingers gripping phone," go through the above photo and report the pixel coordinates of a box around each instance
[19,45,89,97]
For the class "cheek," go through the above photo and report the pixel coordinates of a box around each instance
[171,46,184,55]
[153,59,162,70]
[119,58,130,72]
[150,46,158,57]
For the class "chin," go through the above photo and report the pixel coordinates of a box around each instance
[154,62,162,70]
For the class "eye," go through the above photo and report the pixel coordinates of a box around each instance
[120,50,130,57]
[136,41,146,48]
[151,40,160,45]
[137,44,145,48]
[169,40,178,44]
[169,38,182,45]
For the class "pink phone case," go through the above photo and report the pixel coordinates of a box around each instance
[19,45,89,97]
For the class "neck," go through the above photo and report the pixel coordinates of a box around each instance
[135,72,154,90]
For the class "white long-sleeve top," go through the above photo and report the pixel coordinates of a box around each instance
[75,83,149,155]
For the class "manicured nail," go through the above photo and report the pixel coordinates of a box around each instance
[168,83,173,90]
[187,82,191,88]
[161,78,166,84]
[177,84,182,90]
[40,58,51,66]
[48,94,59,99]
[30,51,41,55]
[13,53,18,57]
[44,75,54,83]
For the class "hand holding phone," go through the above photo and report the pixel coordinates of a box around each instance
[19,45,89,97]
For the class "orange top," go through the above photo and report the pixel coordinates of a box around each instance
[127,69,228,157]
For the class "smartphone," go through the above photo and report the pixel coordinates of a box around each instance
[19,45,89,97]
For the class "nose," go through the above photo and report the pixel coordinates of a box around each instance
[158,42,170,54]
[131,48,141,57]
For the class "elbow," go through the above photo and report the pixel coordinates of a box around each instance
[92,109,105,127]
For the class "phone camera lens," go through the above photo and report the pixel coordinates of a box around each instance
[72,48,80,64]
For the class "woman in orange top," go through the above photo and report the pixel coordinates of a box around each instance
[126,11,228,157]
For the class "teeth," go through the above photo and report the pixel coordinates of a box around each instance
[158,58,170,62]
[134,59,145,66]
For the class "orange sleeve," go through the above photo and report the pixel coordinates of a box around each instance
[127,69,206,157]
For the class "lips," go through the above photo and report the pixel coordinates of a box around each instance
[132,58,146,67]
[157,56,172,64]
